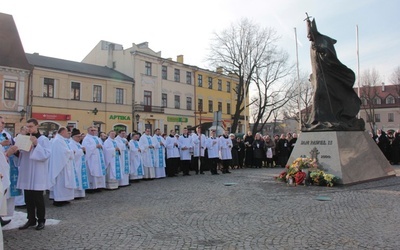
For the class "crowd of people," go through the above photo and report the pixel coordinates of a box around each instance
[0,115,303,238]
[372,129,400,165]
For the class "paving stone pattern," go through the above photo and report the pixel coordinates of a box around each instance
[4,167,400,250]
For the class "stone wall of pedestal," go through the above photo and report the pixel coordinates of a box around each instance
[288,131,396,185]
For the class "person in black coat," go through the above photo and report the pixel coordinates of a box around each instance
[277,133,290,167]
[390,131,400,164]
[230,134,239,169]
[252,133,265,168]
[244,131,254,168]
[374,129,390,161]
[237,137,245,168]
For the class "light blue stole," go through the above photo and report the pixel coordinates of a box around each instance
[111,140,121,180]
[92,136,106,176]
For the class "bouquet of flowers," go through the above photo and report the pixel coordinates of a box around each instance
[275,157,339,187]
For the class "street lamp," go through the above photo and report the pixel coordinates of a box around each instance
[19,108,26,122]
[135,114,140,131]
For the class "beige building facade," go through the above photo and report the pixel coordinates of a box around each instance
[26,53,134,135]
[83,41,196,134]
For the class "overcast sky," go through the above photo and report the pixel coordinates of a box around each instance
[2,0,399,83]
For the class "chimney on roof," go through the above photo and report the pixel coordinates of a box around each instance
[177,55,184,64]
[382,82,385,92]
[137,42,149,49]
[216,67,223,74]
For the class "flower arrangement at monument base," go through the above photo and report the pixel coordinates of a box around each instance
[275,157,338,187]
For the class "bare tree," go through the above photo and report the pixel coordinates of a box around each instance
[207,18,282,133]
[360,69,381,133]
[250,50,295,135]
[282,72,313,128]
[390,66,400,96]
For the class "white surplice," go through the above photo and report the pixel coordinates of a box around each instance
[69,139,89,198]
[103,137,122,189]
[153,135,166,178]
[82,135,106,189]
[128,140,144,180]
[115,136,130,186]
[48,134,76,202]
[138,134,156,179]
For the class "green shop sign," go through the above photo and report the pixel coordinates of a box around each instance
[109,115,131,121]
[167,116,188,123]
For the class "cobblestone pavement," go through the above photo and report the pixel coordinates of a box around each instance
[4,166,400,250]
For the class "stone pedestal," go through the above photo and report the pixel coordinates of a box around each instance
[288,131,396,185]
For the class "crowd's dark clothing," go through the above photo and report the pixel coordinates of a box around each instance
[166,157,179,177]
[244,135,254,167]
[289,137,297,156]
[390,133,400,164]
[277,139,290,167]
[237,141,245,168]
[191,156,205,174]
[231,139,239,167]
[25,190,46,224]
[221,160,231,173]
[374,132,390,161]
[264,139,275,168]
[180,160,191,175]
[252,139,265,168]
[208,157,219,174]
[273,138,280,166]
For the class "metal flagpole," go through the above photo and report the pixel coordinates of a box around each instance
[356,25,361,119]
[294,27,302,131]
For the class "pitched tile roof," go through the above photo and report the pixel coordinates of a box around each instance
[26,53,134,82]
[0,12,31,70]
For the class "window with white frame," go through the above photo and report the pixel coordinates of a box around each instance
[162,93,167,107]
[186,71,192,84]
[388,113,394,122]
[71,82,80,100]
[198,74,203,87]
[116,88,124,104]
[198,98,203,111]
[174,69,180,82]
[386,96,395,104]
[43,78,54,98]
[218,79,222,91]
[145,61,152,76]
[208,77,213,89]
[373,97,381,105]
[162,66,167,80]
[93,85,102,102]
[4,81,16,100]
[374,113,380,122]
[186,97,192,110]
[174,95,180,109]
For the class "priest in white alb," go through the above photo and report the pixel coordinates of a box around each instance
[82,126,106,191]
[69,128,89,198]
[115,130,130,186]
[48,127,77,206]
[153,128,166,178]
[129,133,144,181]
[139,128,156,179]
[103,131,123,189]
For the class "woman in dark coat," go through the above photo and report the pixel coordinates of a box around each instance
[244,131,254,168]
[230,134,239,169]
[252,133,265,168]
[264,135,275,168]
[390,131,400,164]
[277,133,290,167]
[237,137,245,168]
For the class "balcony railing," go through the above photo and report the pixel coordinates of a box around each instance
[134,104,164,113]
